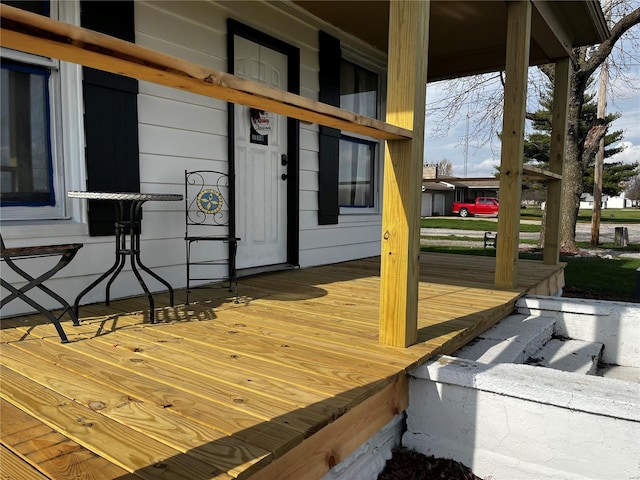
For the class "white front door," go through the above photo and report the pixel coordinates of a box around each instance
[234,36,288,270]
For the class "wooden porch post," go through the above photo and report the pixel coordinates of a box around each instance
[495,0,531,290]
[379,0,430,347]
[543,58,571,265]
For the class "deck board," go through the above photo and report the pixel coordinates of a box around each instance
[1,254,564,479]
[1,400,135,480]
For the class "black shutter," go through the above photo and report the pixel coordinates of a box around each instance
[318,31,341,225]
[81,1,139,236]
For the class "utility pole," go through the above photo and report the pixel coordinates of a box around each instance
[464,108,469,178]
[591,0,611,246]
[590,61,607,245]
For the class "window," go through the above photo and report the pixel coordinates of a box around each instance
[317,32,384,223]
[339,137,375,207]
[1,61,54,206]
[340,59,377,118]
[339,60,379,208]
[0,0,80,221]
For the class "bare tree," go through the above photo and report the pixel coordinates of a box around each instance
[437,158,454,177]
[427,1,640,250]
[626,175,640,200]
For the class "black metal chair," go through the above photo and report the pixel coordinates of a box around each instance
[1,234,83,343]
[483,231,497,255]
[185,170,240,304]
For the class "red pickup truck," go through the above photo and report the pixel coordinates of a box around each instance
[452,197,499,217]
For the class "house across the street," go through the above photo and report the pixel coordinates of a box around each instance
[422,177,500,216]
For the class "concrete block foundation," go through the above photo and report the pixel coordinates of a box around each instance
[405,356,640,480]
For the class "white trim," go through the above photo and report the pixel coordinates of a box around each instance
[0,48,57,68]
[59,0,87,225]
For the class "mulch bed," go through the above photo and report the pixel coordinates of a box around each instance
[562,285,640,303]
[378,448,481,480]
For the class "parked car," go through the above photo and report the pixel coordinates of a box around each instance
[452,197,499,217]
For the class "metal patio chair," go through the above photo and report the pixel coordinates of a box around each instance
[185,170,240,304]
[1,234,83,343]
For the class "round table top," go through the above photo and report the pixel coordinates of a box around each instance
[68,191,183,202]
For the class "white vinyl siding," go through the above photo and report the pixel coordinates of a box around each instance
[1,0,388,318]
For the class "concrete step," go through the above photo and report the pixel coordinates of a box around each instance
[527,339,604,375]
[597,364,640,382]
[454,314,555,365]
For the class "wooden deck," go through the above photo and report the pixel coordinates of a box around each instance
[0,253,564,480]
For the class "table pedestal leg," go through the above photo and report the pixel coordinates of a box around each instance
[74,201,126,319]
[73,197,176,323]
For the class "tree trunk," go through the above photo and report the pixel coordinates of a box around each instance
[560,152,581,251]
[559,90,583,252]
[538,208,546,249]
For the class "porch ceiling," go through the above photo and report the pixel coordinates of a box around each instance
[293,0,609,81]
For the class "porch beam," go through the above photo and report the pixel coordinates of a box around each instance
[379,0,430,348]
[495,1,531,290]
[543,58,572,265]
[522,165,562,181]
[0,4,411,142]
[531,1,573,58]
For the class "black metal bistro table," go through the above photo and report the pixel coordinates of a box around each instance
[68,191,183,323]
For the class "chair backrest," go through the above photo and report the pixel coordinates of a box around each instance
[185,170,233,232]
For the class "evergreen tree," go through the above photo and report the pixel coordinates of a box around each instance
[585,162,639,196]
[523,79,636,204]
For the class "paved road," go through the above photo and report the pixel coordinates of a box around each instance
[574,221,640,244]
[421,219,640,244]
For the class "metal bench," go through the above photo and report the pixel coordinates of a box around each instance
[483,232,497,255]
[1,235,83,343]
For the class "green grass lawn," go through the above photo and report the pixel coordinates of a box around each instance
[422,235,539,245]
[421,217,540,232]
[577,209,640,223]
[419,244,640,302]
[521,207,640,223]
[562,255,640,301]
[520,207,544,219]
[423,208,640,233]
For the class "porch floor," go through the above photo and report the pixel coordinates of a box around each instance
[0,253,564,480]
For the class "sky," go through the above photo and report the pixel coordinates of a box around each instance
[423,22,640,179]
